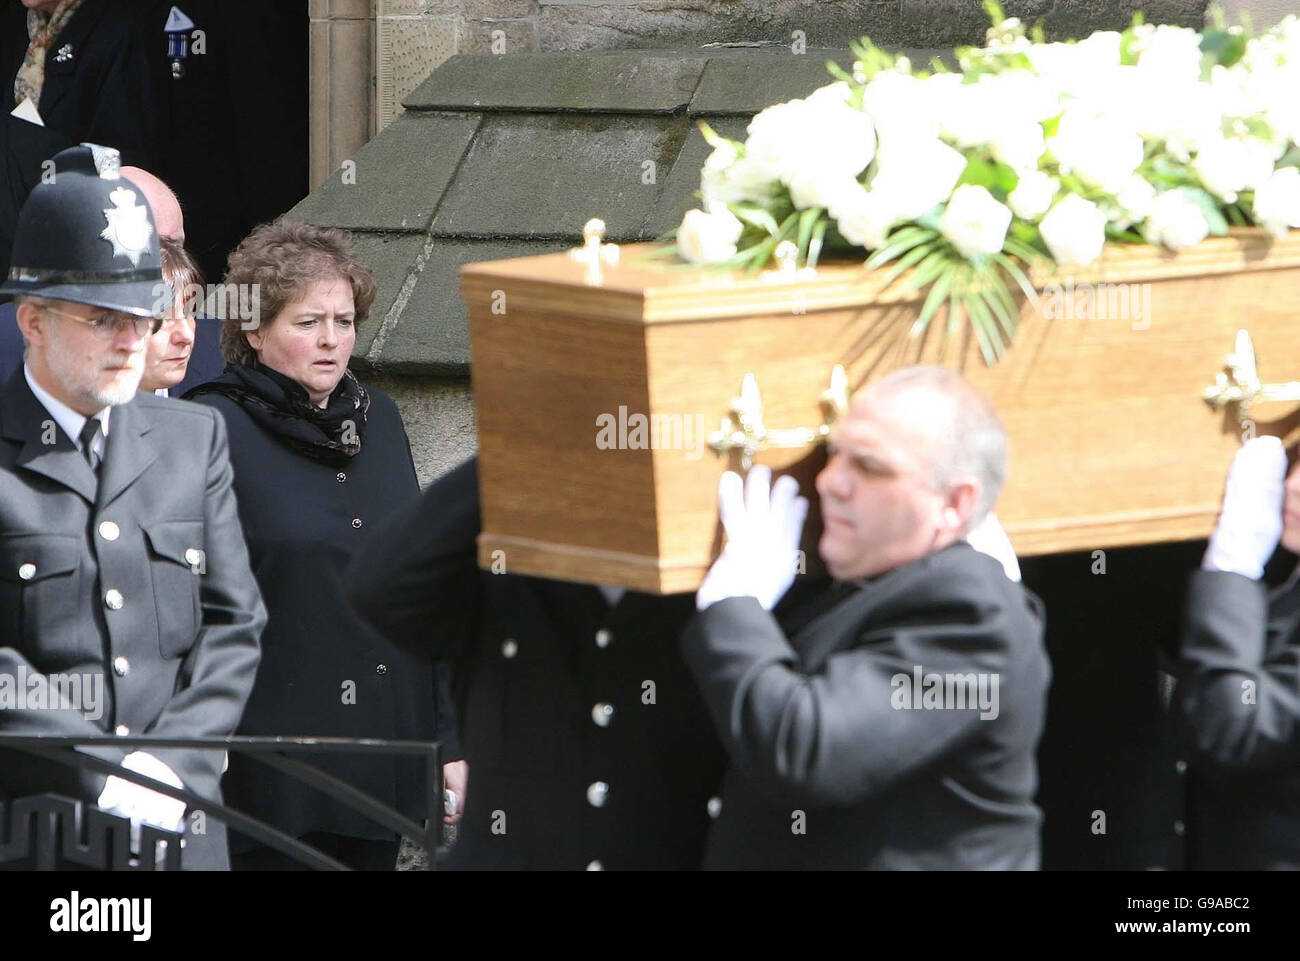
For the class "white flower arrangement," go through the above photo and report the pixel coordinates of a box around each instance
[671,2,1300,364]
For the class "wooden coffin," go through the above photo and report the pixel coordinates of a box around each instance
[463,229,1300,594]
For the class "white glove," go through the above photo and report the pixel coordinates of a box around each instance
[697,466,808,612]
[98,751,187,853]
[1203,435,1288,580]
[965,512,1021,583]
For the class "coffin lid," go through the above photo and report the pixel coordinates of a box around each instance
[462,230,1300,325]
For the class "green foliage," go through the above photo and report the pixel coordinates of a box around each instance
[957,155,1019,199]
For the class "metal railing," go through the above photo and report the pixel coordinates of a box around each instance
[0,733,443,871]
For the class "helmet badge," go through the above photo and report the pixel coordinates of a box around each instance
[100,187,153,267]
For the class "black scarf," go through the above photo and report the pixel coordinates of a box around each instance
[185,362,369,466]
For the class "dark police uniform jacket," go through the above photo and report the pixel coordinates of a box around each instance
[0,370,265,869]
[681,542,1051,869]
[189,387,454,844]
[347,457,727,870]
[1178,568,1300,869]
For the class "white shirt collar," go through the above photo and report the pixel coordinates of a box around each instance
[154,387,169,398]
[24,364,111,458]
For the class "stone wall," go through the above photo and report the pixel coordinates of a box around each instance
[314,0,1217,187]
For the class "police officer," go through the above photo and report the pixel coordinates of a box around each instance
[0,143,265,870]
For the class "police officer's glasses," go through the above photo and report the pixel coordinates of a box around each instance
[43,306,164,338]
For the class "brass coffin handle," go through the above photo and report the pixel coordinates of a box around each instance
[1203,330,1300,427]
[708,365,849,470]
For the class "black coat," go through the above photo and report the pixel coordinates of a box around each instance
[1178,568,1300,869]
[0,370,265,870]
[172,317,224,396]
[681,543,1051,870]
[1,0,165,278]
[346,457,728,870]
[188,383,453,843]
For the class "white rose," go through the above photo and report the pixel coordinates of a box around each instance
[1027,31,1122,98]
[1114,175,1157,224]
[1007,170,1058,221]
[1193,135,1277,204]
[1134,24,1205,85]
[1253,166,1300,236]
[937,74,1053,168]
[787,169,866,212]
[701,156,779,207]
[743,83,876,209]
[939,185,1013,258]
[862,71,941,143]
[989,123,1046,172]
[1141,190,1210,251]
[831,185,897,250]
[869,138,967,222]
[703,140,738,175]
[676,206,744,264]
[1047,107,1144,195]
[1039,194,1108,268]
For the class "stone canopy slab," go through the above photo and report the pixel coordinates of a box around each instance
[292,112,481,233]
[404,50,709,113]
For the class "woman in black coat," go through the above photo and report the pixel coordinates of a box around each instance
[185,219,462,870]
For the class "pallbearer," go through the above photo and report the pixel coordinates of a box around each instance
[347,456,727,870]
[1178,435,1300,869]
[682,365,1051,869]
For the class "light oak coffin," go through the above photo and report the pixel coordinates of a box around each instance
[463,230,1300,594]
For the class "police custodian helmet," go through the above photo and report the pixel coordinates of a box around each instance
[0,143,166,317]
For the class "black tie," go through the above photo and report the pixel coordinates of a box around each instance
[78,417,102,472]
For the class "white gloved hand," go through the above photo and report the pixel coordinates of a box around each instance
[98,751,187,853]
[1203,435,1288,580]
[697,466,809,612]
[965,512,1021,583]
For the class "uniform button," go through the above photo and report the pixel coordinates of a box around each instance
[586,781,609,808]
[591,702,614,727]
[114,725,130,736]
[585,860,603,871]
[707,796,722,819]
[17,563,36,581]
[594,628,612,649]
[112,656,130,677]
[98,521,120,541]
[1175,760,1187,775]
[501,639,518,659]
[1173,820,1186,836]
[184,548,203,568]
[336,472,347,483]
[375,663,388,676]
[351,517,363,529]
[104,589,124,610]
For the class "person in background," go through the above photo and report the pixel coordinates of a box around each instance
[681,365,1050,869]
[138,237,198,396]
[1,1,166,279]
[185,218,461,870]
[1177,435,1300,869]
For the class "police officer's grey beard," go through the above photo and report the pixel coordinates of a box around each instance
[44,332,142,409]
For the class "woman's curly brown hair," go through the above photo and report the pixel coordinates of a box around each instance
[219,219,376,366]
